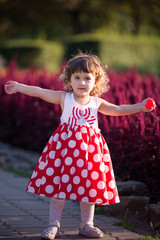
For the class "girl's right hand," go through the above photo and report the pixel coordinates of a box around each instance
[4,81,20,94]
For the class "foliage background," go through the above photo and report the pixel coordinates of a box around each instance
[0,0,160,74]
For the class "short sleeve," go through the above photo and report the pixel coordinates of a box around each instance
[95,97,101,109]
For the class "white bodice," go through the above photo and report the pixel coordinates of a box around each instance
[60,93,100,129]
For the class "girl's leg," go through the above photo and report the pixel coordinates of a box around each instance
[41,198,65,239]
[49,198,65,226]
[80,202,95,227]
[79,202,104,238]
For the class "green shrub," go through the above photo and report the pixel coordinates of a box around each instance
[64,40,100,59]
[0,46,41,67]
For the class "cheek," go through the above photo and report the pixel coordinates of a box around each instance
[88,82,95,92]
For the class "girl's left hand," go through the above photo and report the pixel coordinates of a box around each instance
[141,98,156,112]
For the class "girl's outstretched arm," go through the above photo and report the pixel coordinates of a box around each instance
[4,81,65,105]
[98,98,156,116]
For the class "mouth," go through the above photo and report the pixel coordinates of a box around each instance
[78,88,86,90]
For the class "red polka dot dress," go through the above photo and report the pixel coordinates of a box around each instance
[26,93,120,205]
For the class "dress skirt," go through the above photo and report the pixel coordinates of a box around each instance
[26,123,120,205]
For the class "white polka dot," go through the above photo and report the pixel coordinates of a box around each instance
[88,162,93,170]
[104,191,108,199]
[99,162,105,172]
[86,179,91,188]
[104,165,109,173]
[75,132,82,140]
[56,141,62,150]
[28,182,31,188]
[70,166,76,175]
[73,176,80,184]
[49,136,53,144]
[68,131,72,138]
[61,132,67,140]
[41,176,46,184]
[93,154,101,162]
[68,140,76,148]
[43,146,48,152]
[62,174,69,183]
[39,161,48,170]
[67,184,72,192]
[115,196,120,203]
[91,171,99,180]
[97,181,105,189]
[81,127,87,133]
[78,186,85,195]
[54,158,61,167]
[73,149,79,157]
[53,133,59,142]
[74,126,78,131]
[31,171,37,179]
[81,169,87,178]
[89,189,97,198]
[111,169,114,177]
[28,187,35,193]
[104,154,110,162]
[89,128,94,136]
[109,180,115,189]
[35,179,41,187]
[53,176,60,184]
[49,151,55,159]
[85,152,88,160]
[81,197,89,202]
[70,193,77,200]
[94,137,99,145]
[81,142,87,150]
[45,185,54,194]
[104,191,114,199]
[96,198,103,204]
[65,157,73,165]
[77,159,84,168]
[59,192,66,198]
[88,144,95,153]
[104,143,109,151]
[53,193,58,198]
[46,167,54,176]
[108,191,114,200]
[61,165,64,173]
[61,148,67,157]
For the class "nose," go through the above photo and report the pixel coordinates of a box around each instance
[81,79,85,85]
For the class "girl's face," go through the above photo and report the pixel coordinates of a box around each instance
[69,71,95,97]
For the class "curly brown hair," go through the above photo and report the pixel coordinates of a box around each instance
[60,52,109,97]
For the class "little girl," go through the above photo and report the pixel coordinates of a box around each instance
[5,52,156,239]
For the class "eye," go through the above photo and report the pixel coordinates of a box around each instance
[75,76,80,80]
[85,77,91,81]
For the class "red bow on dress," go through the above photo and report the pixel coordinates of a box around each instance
[68,107,96,128]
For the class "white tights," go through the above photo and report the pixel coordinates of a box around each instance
[49,198,95,227]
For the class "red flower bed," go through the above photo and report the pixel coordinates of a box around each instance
[0,61,160,202]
